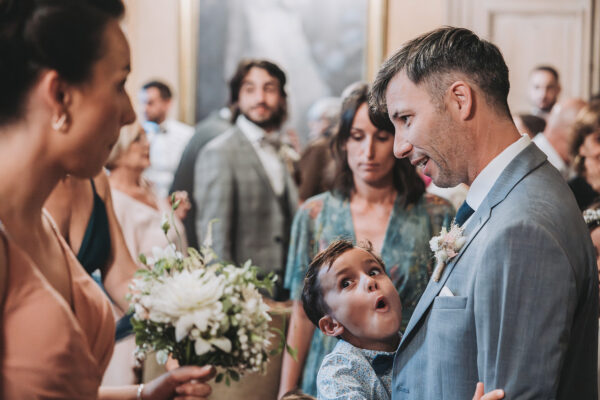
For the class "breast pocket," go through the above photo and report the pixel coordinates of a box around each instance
[432,296,468,309]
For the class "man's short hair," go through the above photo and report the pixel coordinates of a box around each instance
[370,26,511,119]
[531,65,560,82]
[142,80,172,100]
[228,58,288,122]
[301,239,385,328]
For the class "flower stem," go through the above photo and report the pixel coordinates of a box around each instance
[185,339,192,365]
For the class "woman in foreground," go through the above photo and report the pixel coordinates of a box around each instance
[0,0,212,398]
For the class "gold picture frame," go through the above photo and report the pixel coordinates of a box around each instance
[177,0,389,125]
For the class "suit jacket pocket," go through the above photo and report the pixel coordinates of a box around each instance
[432,296,467,309]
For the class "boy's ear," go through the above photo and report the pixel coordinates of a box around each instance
[318,315,344,337]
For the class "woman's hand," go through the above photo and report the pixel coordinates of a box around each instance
[142,365,216,400]
[472,382,504,400]
[170,191,191,221]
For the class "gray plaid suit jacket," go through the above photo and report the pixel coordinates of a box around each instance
[393,143,598,399]
[194,126,298,300]
[171,111,232,249]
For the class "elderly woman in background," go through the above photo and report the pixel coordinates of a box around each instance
[278,83,454,398]
[569,100,600,210]
[0,0,212,398]
[106,123,189,262]
[104,122,190,385]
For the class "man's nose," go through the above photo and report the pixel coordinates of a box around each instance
[254,88,267,103]
[394,138,413,159]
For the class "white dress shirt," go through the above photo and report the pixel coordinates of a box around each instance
[237,115,285,196]
[464,134,531,227]
[532,133,570,180]
[144,119,194,199]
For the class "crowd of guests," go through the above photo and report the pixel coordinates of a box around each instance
[1,1,600,399]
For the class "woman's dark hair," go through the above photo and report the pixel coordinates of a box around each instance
[518,113,546,136]
[228,58,288,124]
[0,0,125,125]
[570,100,600,175]
[331,82,425,206]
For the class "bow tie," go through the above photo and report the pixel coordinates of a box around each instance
[372,354,394,375]
[260,135,282,151]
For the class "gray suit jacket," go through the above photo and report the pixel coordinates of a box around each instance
[393,144,598,399]
[170,111,231,249]
[194,126,298,300]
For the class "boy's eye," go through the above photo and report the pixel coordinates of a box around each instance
[341,279,350,289]
[369,268,382,276]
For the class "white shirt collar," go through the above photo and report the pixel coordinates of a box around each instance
[532,133,567,175]
[466,134,531,211]
[237,115,275,143]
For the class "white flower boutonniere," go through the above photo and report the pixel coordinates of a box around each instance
[429,224,467,282]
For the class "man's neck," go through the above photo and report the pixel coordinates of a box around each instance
[465,118,521,186]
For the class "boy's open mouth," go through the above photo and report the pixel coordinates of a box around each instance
[375,296,389,312]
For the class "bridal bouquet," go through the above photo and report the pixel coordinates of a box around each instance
[129,215,282,384]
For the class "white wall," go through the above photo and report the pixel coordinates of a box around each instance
[121,0,182,121]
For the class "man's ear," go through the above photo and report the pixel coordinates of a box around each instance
[318,315,344,338]
[447,80,474,121]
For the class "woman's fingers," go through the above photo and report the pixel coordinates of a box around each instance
[169,365,216,384]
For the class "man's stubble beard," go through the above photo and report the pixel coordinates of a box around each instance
[429,113,469,188]
[243,103,286,132]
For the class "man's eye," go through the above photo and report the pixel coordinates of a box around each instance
[397,115,411,126]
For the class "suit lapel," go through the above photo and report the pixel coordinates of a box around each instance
[400,206,492,343]
[400,143,548,346]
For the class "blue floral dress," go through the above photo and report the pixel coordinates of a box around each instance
[284,191,454,396]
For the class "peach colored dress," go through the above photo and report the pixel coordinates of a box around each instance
[2,214,115,399]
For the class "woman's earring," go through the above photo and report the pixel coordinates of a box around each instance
[52,113,67,131]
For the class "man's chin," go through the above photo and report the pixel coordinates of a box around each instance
[247,115,279,131]
[431,175,462,189]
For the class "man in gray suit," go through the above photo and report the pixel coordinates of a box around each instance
[194,59,298,300]
[170,108,232,249]
[370,27,598,399]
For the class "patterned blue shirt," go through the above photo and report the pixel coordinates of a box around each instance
[317,340,394,400]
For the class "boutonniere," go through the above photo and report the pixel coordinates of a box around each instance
[278,143,300,163]
[429,224,467,282]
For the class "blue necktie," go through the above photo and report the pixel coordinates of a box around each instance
[372,354,394,375]
[454,201,474,227]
